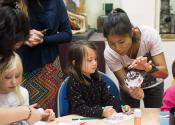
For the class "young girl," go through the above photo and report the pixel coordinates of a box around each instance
[0,52,55,124]
[66,41,131,118]
[161,60,175,111]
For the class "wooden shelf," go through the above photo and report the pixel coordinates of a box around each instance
[160,34,175,41]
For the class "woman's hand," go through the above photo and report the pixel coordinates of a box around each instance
[129,87,144,100]
[25,29,44,47]
[102,106,116,118]
[128,56,152,72]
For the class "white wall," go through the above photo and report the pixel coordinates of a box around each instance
[118,0,156,27]
[86,0,159,29]
[85,0,119,28]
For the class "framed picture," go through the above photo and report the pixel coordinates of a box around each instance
[64,0,85,14]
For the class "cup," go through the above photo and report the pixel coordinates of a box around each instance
[169,107,175,125]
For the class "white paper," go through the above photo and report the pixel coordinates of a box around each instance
[103,113,134,124]
[57,121,80,125]
[33,121,46,125]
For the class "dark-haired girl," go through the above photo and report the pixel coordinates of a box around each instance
[0,0,29,62]
[66,41,131,118]
[103,8,168,108]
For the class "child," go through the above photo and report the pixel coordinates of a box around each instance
[0,52,55,124]
[161,60,175,111]
[66,41,131,118]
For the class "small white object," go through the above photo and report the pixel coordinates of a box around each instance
[125,71,143,88]
[134,109,141,117]
[134,109,141,125]
[103,112,134,124]
[33,121,46,125]
[37,108,44,113]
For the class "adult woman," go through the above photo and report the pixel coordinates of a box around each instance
[17,0,72,111]
[103,8,168,108]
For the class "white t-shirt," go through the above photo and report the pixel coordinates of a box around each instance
[0,86,29,107]
[104,25,163,72]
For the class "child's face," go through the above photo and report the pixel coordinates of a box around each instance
[0,67,21,94]
[81,47,97,77]
[107,34,132,55]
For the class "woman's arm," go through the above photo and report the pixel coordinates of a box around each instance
[43,0,72,44]
[113,69,144,100]
[113,69,129,94]
[0,106,41,124]
[129,53,168,79]
[147,53,168,79]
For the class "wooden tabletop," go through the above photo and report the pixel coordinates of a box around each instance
[46,108,160,125]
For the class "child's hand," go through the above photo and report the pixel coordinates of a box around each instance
[41,109,55,121]
[121,105,132,115]
[102,106,116,117]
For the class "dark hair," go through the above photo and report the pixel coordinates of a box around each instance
[65,41,100,85]
[103,8,138,42]
[172,60,175,78]
[0,0,29,62]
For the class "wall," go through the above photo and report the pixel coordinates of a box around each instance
[85,0,159,29]
[85,0,118,28]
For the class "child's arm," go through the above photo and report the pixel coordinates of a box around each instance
[40,109,55,121]
[102,106,116,117]
[30,104,55,121]
[67,78,103,118]
[101,81,122,112]
[0,106,42,125]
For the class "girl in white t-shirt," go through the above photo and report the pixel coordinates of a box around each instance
[0,52,55,124]
[103,8,168,108]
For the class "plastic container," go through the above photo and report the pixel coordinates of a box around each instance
[134,109,141,125]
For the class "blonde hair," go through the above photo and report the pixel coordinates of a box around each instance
[19,0,28,16]
[0,52,24,105]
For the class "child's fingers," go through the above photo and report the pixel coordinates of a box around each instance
[48,112,55,121]
[122,105,131,114]
[30,103,38,108]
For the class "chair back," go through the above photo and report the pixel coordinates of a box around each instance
[57,77,69,116]
[57,71,121,116]
[99,71,121,103]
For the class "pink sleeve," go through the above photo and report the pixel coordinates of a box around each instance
[161,86,175,111]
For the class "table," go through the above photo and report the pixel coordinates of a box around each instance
[46,108,160,125]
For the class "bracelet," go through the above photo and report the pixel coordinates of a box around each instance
[24,106,32,121]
